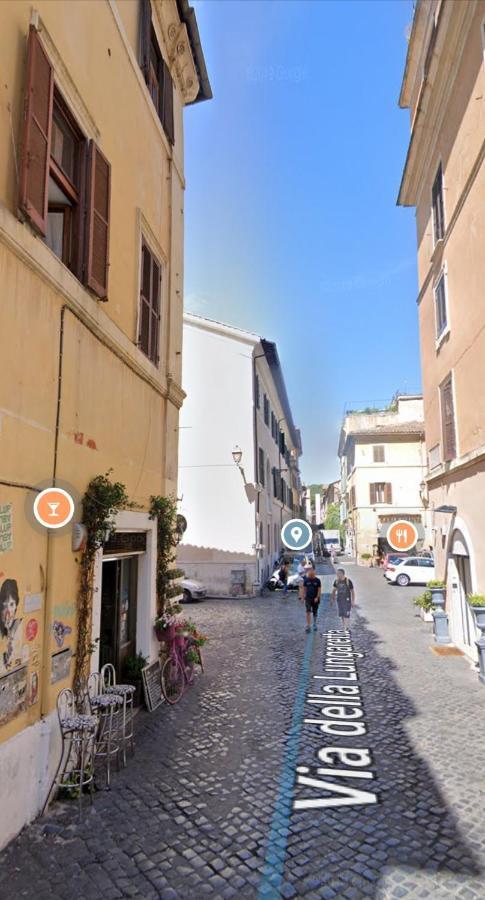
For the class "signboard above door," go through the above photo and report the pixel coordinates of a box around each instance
[103,531,147,555]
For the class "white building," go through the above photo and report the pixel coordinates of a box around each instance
[338,396,431,562]
[178,314,302,595]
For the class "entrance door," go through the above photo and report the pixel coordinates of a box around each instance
[100,556,138,677]
[455,554,474,653]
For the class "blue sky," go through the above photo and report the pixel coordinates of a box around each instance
[183,0,420,485]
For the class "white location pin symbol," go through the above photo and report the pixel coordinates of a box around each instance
[291,526,303,543]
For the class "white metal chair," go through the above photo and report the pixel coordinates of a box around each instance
[100,663,136,766]
[43,688,97,818]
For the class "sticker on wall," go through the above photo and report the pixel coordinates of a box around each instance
[0,666,27,725]
[26,619,38,642]
[51,648,71,684]
[24,593,43,614]
[28,671,39,706]
[52,620,72,648]
[0,504,13,554]
[0,578,23,675]
[53,602,75,620]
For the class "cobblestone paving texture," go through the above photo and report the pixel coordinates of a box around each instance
[0,563,485,898]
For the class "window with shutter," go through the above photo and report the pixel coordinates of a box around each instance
[263,395,269,426]
[272,467,278,499]
[434,272,448,338]
[373,445,385,463]
[139,3,175,145]
[369,484,376,505]
[384,483,393,504]
[432,163,445,244]
[19,26,54,235]
[441,375,457,461]
[258,448,265,487]
[85,142,111,299]
[138,241,161,365]
[255,374,260,409]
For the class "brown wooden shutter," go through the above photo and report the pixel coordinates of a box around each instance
[139,0,152,83]
[369,484,376,505]
[19,26,53,235]
[385,483,393,504]
[442,377,456,461]
[85,141,111,299]
[161,59,174,144]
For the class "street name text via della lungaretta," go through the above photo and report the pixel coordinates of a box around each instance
[293,630,379,810]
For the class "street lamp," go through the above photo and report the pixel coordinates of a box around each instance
[232,445,243,466]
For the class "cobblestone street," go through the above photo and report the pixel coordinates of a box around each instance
[1,563,485,899]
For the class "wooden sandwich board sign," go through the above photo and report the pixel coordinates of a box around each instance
[142,661,164,711]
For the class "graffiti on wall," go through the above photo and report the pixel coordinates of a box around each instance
[52,620,72,649]
[0,578,23,675]
[51,648,71,684]
[0,666,27,725]
[0,504,13,554]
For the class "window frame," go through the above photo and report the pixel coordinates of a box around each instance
[372,445,385,463]
[434,267,449,344]
[369,482,392,505]
[46,90,86,278]
[137,238,162,366]
[440,372,458,462]
[431,161,445,246]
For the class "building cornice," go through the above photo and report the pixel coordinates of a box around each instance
[183,312,260,347]
[427,444,485,485]
[398,0,477,207]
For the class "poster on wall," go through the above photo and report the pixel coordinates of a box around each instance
[0,504,13,554]
[0,666,27,725]
[0,578,23,676]
[51,648,72,684]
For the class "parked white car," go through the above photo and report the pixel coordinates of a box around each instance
[384,556,436,587]
[181,578,208,602]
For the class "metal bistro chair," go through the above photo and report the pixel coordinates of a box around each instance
[100,663,136,766]
[87,672,123,789]
[43,688,97,819]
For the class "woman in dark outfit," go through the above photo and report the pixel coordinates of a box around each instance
[331,568,355,631]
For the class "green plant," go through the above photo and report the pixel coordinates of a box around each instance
[428,580,446,589]
[361,553,372,560]
[123,652,148,680]
[74,471,134,704]
[467,594,485,608]
[185,648,199,665]
[325,502,341,531]
[149,496,184,614]
[413,591,433,612]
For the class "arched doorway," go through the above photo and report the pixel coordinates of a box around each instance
[448,529,476,657]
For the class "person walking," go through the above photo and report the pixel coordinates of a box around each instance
[300,565,322,633]
[279,560,290,594]
[331,567,355,631]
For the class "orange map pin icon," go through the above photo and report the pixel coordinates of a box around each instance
[33,488,75,529]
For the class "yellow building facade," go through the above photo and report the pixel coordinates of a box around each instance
[0,0,210,847]
[398,0,485,662]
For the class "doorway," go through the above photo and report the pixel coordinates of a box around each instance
[454,553,474,653]
[100,556,138,677]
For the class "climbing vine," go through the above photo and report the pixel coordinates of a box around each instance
[149,495,184,615]
[73,471,134,704]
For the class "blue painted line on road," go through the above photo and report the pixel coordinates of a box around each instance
[257,590,332,899]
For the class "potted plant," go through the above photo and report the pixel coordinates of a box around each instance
[467,595,485,631]
[154,601,182,641]
[428,580,446,608]
[123,652,148,707]
[413,591,433,623]
[361,553,372,566]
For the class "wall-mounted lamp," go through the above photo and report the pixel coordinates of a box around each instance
[232,445,243,466]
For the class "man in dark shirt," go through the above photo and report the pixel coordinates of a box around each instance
[300,566,322,633]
